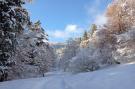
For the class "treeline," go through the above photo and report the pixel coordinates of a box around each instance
[59,0,135,73]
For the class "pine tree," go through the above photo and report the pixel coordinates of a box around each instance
[11,20,56,79]
[83,31,89,41]
[0,0,29,81]
[91,24,97,36]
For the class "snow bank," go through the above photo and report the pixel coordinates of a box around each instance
[0,63,135,89]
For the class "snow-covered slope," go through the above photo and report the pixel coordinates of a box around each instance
[0,63,135,89]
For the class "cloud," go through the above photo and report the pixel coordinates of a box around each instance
[85,0,108,26]
[53,30,66,38]
[85,0,101,16]
[47,0,110,42]
[47,24,84,41]
[94,14,107,26]
[65,25,77,32]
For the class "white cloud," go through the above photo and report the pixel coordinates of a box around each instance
[65,25,77,32]
[85,0,108,26]
[94,14,107,26]
[53,30,66,38]
[47,24,84,40]
[85,0,101,17]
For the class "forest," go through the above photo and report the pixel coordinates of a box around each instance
[0,0,135,85]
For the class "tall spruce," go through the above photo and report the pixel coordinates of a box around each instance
[83,31,89,41]
[0,0,29,81]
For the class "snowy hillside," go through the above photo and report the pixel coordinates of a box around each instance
[0,63,135,89]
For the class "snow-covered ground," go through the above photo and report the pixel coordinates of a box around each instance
[0,63,135,89]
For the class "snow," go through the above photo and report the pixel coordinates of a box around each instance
[0,63,135,89]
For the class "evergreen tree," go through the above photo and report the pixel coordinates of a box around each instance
[11,21,56,79]
[0,0,29,81]
[91,24,97,36]
[83,31,89,41]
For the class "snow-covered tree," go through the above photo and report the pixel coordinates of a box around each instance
[59,38,81,71]
[106,0,135,63]
[9,21,56,79]
[82,31,89,41]
[0,0,29,81]
[66,27,119,73]
[67,46,100,73]
[106,0,135,34]
[93,28,118,64]
[91,24,97,36]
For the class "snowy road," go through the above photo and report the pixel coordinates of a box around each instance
[0,63,135,89]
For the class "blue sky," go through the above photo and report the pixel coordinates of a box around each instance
[25,0,112,42]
